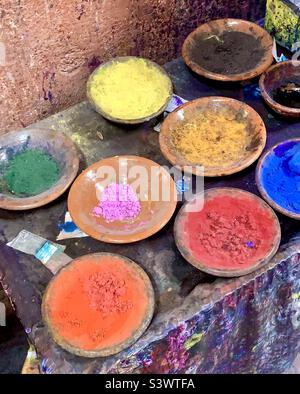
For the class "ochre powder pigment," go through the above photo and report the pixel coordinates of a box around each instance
[171,108,253,168]
[89,58,172,120]
[184,193,278,270]
[46,255,149,351]
[190,31,265,75]
[4,149,60,197]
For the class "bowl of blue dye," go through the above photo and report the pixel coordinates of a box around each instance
[0,128,79,210]
[256,139,300,219]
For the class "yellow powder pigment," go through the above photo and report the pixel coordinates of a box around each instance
[171,108,252,168]
[89,58,172,120]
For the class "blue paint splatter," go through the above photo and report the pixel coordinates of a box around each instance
[260,140,300,214]
[58,221,78,233]
[243,84,261,98]
[246,241,254,248]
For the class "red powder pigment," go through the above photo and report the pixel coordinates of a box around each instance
[46,255,149,351]
[184,193,279,270]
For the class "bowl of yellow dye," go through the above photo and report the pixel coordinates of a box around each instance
[159,97,267,177]
[87,56,173,124]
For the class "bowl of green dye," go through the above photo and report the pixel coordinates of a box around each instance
[0,128,80,210]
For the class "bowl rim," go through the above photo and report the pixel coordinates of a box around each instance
[256,137,300,220]
[259,60,300,115]
[42,252,155,358]
[182,18,274,82]
[0,128,80,210]
[86,56,173,124]
[159,96,267,177]
[67,155,178,244]
[174,187,281,278]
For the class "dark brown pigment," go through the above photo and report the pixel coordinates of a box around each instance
[272,82,300,108]
[190,31,265,75]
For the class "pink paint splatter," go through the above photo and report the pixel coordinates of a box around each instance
[93,183,141,223]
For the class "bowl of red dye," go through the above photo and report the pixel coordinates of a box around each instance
[68,155,177,243]
[42,252,155,357]
[0,128,79,210]
[259,61,300,118]
[174,188,281,277]
[182,19,273,82]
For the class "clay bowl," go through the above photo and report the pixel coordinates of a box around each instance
[256,138,300,220]
[182,18,273,82]
[87,56,173,124]
[0,128,79,210]
[68,155,177,243]
[159,96,267,177]
[259,61,300,118]
[174,188,281,278]
[42,252,155,357]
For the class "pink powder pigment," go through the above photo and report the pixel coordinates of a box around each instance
[93,183,141,222]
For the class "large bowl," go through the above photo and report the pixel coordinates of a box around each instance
[174,188,281,278]
[87,56,173,124]
[182,18,273,82]
[0,128,79,210]
[42,252,155,357]
[159,96,267,177]
[68,155,177,243]
[259,61,300,118]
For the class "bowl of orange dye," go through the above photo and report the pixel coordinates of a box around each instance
[42,253,155,357]
[68,155,177,243]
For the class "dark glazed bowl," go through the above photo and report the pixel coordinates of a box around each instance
[182,18,273,82]
[87,56,173,124]
[259,61,300,117]
[0,128,79,210]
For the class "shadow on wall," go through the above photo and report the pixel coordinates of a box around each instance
[0,0,266,134]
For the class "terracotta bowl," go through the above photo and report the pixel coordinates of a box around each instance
[87,56,173,124]
[68,155,177,243]
[256,138,300,220]
[42,252,155,357]
[0,128,79,210]
[259,61,300,117]
[174,188,281,278]
[182,18,273,82]
[159,96,267,177]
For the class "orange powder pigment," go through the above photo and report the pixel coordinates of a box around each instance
[46,255,149,351]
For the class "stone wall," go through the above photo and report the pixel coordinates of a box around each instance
[0,0,266,134]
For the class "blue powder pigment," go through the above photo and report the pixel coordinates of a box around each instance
[259,140,300,214]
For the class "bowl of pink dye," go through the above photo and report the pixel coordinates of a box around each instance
[68,155,177,243]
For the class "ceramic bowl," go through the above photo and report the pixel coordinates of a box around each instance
[174,188,281,278]
[87,56,173,124]
[259,61,300,118]
[68,155,177,243]
[0,128,79,210]
[182,18,273,82]
[42,252,155,357]
[159,96,267,177]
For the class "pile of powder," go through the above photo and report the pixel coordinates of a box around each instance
[93,182,141,222]
[183,193,278,270]
[189,31,265,75]
[260,140,300,214]
[4,149,60,197]
[46,256,149,351]
[171,108,253,167]
[89,58,172,120]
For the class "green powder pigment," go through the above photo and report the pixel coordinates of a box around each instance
[4,149,60,197]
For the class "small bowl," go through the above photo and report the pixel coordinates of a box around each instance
[182,18,273,82]
[259,61,300,117]
[0,128,79,210]
[42,252,155,357]
[159,96,267,177]
[68,155,177,243]
[174,188,281,278]
[87,56,173,124]
[256,138,300,219]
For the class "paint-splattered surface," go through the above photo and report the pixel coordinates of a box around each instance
[1,57,300,373]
